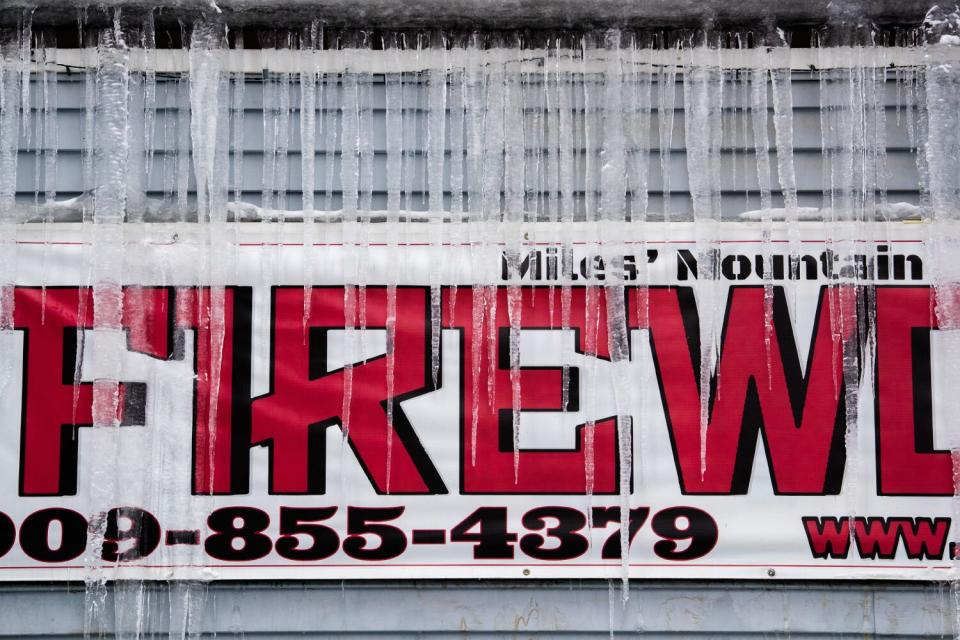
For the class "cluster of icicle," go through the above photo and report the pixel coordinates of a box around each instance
[1,5,960,635]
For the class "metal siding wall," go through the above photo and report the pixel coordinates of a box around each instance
[0,581,951,637]
[13,72,922,216]
[4,70,948,637]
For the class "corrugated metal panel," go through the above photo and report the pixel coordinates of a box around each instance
[5,69,948,637]
[0,580,953,637]
[13,72,923,216]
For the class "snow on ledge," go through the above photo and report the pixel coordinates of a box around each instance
[25,45,949,75]
[737,203,923,222]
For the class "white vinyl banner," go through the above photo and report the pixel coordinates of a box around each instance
[0,221,954,581]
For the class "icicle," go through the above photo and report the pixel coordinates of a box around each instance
[558,36,575,420]
[820,23,871,528]
[448,48,466,321]
[469,286,484,466]
[385,34,404,215]
[608,578,617,639]
[169,581,209,639]
[142,11,156,194]
[748,42,775,387]
[415,34,428,209]
[358,42,375,214]
[84,15,131,634]
[276,60,292,219]
[42,32,60,203]
[340,53,361,480]
[657,38,679,219]
[0,22,24,330]
[582,35,602,498]
[861,49,886,478]
[402,36,418,214]
[126,58,147,221]
[81,15,95,220]
[355,37,373,365]
[18,9,31,146]
[769,31,801,322]
[482,47,504,415]
[521,45,541,269]
[340,65,360,211]
[683,34,724,480]
[427,39,447,389]
[188,26,231,623]
[39,31,57,317]
[259,40,284,220]
[503,34,525,482]
[922,9,960,626]
[322,39,338,214]
[582,35,598,224]
[464,33,486,466]
[301,21,320,337]
[112,36,148,630]
[626,34,652,225]
[230,30,245,207]
[189,19,228,218]
[600,37,627,205]
[384,33,403,445]
[599,29,634,601]
[544,42,560,324]
[30,36,43,214]
[816,39,843,402]
[175,73,191,219]
[626,34,652,506]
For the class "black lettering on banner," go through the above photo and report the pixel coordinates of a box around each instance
[275,506,339,561]
[165,530,200,546]
[411,529,446,544]
[343,507,407,561]
[0,512,14,559]
[450,507,517,559]
[20,508,87,563]
[591,506,650,559]
[519,506,589,561]
[102,507,161,562]
[650,507,718,561]
[205,506,273,561]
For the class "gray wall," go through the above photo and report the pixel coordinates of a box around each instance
[0,580,952,637]
[13,70,923,219]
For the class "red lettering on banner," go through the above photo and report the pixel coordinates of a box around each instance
[853,517,901,559]
[802,516,851,559]
[249,287,445,494]
[178,287,251,495]
[802,515,950,560]
[15,287,171,496]
[633,286,854,495]
[899,517,950,559]
[445,286,622,494]
[874,286,952,495]
[10,283,953,499]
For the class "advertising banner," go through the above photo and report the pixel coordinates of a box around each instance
[0,221,953,580]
